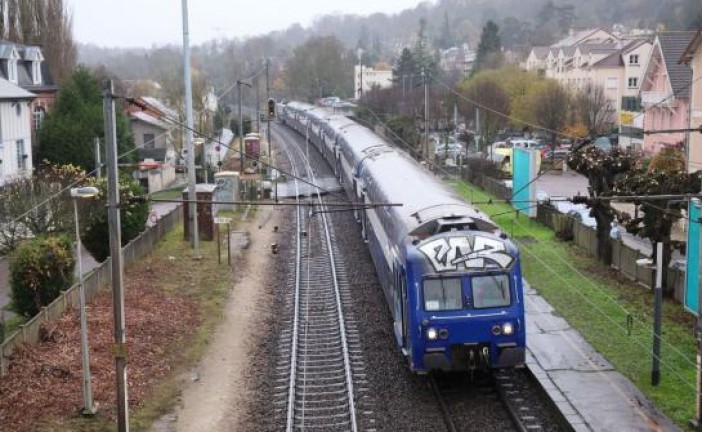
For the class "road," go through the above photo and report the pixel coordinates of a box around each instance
[0,201,180,322]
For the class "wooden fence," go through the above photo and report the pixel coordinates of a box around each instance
[0,206,182,376]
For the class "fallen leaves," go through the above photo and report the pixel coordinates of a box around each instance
[0,255,201,431]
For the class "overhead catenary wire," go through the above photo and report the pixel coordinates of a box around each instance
[514,232,697,388]
[474,185,698,373]
[127,96,352,203]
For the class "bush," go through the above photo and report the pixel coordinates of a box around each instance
[10,235,75,318]
[82,176,149,262]
[463,157,501,182]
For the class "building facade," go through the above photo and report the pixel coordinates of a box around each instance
[0,41,57,148]
[680,30,702,172]
[524,28,653,149]
[354,65,393,100]
[640,32,695,156]
[0,78,35,186]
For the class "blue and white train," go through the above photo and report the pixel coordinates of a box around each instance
[280,101,525,373]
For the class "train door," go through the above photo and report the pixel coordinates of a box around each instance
[334,149,341,179]
[393,263,409,352]
[352,179,359,221]
[361,191,368,241]
[401,267,409,353]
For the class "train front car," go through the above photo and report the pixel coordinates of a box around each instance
[356,145,525,374]
[406,227,525,373]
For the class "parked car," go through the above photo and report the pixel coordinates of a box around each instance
[435,142,466,159]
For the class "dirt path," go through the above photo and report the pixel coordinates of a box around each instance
[157,207,281,432]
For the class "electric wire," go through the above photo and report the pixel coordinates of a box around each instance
[488,194,699,372]
[127,96,352,203]
[516,233,696,389]
[4,119,177,229]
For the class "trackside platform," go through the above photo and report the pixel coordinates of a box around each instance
[524,281,680,432]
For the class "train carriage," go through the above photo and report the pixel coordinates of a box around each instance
[280,101,525,373]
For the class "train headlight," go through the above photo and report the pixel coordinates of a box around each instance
[502,322,514,336]
[438,328,449,340]
[491,324,502,336]
[426,328,438,341]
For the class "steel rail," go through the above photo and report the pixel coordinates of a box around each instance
[429,375,459,432]
[279,124,358,431]
[298,130,358,432]
[284,132,304,432]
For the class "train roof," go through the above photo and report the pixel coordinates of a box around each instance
[358,149,496,238]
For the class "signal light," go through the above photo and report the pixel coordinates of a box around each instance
[267,98,276,119]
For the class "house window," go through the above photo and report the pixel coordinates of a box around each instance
[143,133,155,149]
[33,105,45,130]
[606,77,618,90]
[16,140,25,170]
[8,59,17,84]
[629,54,639,65]
[621,96,641,111]
[32,61,41,85]
[627,77,638,88]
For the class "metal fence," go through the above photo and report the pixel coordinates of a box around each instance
[0,206,182,376]
[534,202,685,301]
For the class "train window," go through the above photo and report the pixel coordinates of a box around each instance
[471,274,511,309]
[423,278,462,311]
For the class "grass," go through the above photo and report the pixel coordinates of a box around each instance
[128,225,232,431]
[452,180,697,428]
[149,187,184,202]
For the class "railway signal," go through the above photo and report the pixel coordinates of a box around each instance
[267,98,276,120]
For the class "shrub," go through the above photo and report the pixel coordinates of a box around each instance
[10,235,75,318]
[82,176,149,262]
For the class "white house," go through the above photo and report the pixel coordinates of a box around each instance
[524,27,652,148]
[0,77,35,186]
[354,65,393,100]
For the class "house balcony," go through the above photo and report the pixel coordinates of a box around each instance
[641,91,673,107]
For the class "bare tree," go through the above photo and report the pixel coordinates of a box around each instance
[575,83,616,136]
[531,81,570,148]
[457,74,510,152]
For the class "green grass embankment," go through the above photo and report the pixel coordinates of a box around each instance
[452,180,696,427]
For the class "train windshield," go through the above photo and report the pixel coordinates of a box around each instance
[423,278,462,311]
[471,274,511,309]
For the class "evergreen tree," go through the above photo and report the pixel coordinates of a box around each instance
[471,20,504,76]
[37,67,134,171]
[436,11,454,50]
[412,18,439,80]
[392,48,416,85]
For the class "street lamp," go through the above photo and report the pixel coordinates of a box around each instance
[71,186,100,416]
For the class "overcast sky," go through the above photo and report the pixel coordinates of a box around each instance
[67,0,428,48]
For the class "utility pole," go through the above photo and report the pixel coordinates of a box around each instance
[103,80,129,432]
[652,242,663,386]
[182,0,199,256]
[266,58,271,174]
[357,48,363,102]
[237,80,252,171]
[423,68,428,159]
[94,137,101,178]
[255,75,260,133]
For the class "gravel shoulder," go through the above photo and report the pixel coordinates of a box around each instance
[163,207,282,432]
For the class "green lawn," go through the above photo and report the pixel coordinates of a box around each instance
[452,180,697,428]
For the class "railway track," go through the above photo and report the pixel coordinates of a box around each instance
[273,127,373,431]
[430,368,564,432]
